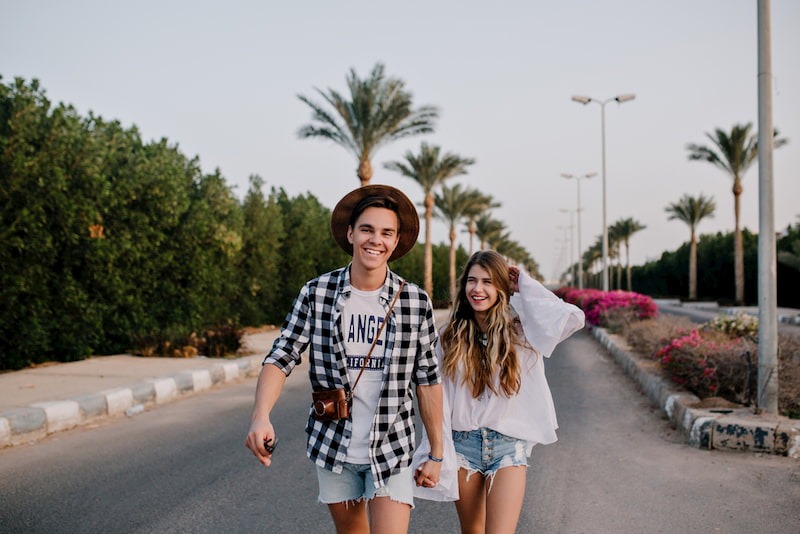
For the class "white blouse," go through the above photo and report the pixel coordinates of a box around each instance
[413,270,585,501]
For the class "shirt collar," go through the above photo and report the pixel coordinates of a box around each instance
[338,264,403,305]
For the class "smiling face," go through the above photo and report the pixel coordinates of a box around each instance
[465,264,499,317]
[346,206,400,273]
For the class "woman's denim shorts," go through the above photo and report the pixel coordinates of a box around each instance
[452,428,528,478]
[315,463,414,507]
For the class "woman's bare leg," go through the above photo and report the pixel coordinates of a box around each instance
[328,500,370,534]
[368,496,411,534]
[454,468,487,534]
[485,466,526,534]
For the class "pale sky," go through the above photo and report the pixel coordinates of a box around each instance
[2,0,798,282]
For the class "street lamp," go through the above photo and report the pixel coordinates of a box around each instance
[555,225,570,285]
[561,172,596,289]
[559,208,576,287]
[571,94,636,291]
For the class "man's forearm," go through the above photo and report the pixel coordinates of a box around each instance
[251,363,287,422]
[416,383,444,457]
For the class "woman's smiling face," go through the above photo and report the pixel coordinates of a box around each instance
[464,264,498,315]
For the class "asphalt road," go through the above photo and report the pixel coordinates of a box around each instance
[1,330,799,533]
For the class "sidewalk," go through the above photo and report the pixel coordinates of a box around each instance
[0,329,280,448]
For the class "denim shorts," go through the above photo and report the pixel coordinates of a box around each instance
[315,463,414,507]
[452,428,528,477]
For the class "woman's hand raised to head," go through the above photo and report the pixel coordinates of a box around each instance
[508,265,520,294]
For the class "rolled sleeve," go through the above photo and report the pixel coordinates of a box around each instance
[263,284,311,376]
[413,300,441,386]
[510,271,585,358]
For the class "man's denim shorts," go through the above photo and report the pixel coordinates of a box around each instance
[452,428,528,478]
[315,463,414,507]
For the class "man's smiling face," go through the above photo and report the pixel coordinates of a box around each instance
[347,206,400,272]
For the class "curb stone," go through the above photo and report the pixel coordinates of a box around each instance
[0,355,264,448]
[591,327,800,459]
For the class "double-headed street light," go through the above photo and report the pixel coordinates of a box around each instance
[571,94,636,291]
[561,172,597,289]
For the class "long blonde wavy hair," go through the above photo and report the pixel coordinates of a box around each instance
[441,250,528,398]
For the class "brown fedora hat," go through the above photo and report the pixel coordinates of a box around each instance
[331,185,419,262]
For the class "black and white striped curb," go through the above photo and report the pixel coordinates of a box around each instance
[0,356,264,448]
[592,327,800,458]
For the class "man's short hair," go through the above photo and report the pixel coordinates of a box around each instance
[349,194,401,230]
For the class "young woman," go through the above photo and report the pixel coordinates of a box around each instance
[413,250,584,534]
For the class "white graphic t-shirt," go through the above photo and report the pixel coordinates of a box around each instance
[343,287,387,464]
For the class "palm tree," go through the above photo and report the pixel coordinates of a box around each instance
[686,123,787,304]
[522,257,542,280]
[497,240,527,265]
[583,238,603,289]
[474,215,505,251]
[385,143,475,296]
[607,223,623,290]
[665,193,716,300]
[611,217,647,291]
[462,192,500,255]
[434,184,476,301]
[778,241,800,271]
[486,231,511,252]
[297,63,439,186]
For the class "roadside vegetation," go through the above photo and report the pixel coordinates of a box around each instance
[558,288,800,419]
[1,74,527,370]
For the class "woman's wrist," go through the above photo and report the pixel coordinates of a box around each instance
[427,453,443,463]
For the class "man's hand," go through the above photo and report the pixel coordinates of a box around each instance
[245,419,276,467]
[414,459,443,488]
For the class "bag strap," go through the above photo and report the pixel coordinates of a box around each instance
[347,280,405,400]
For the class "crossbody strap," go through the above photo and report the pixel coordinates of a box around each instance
[347,280,405,401]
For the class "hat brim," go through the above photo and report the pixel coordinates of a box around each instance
[331,185,420,262]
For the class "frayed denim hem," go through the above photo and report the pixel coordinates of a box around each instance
[317,494,414,509]
[455,439,529,494]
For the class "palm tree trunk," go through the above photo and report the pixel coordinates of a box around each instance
[357,159,372,186]
[469,222,476,256]
[449,228,457,302]
[733,180,744,304]
[689,230,698,300]
[424,194,434,297]
[625,239,632,291]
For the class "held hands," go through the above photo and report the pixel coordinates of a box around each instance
[509,265,520,294]
[245,419,276,467]
[414,458,443,488]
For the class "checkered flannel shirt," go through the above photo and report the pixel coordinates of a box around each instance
[264,265,440,488]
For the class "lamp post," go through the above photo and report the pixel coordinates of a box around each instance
[571,94,635,291]
[561,172,596,289]
[555,225,570,285]
[559,208,576,286]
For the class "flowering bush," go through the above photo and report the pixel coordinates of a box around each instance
[625,314,695,357]
[621,313,799,417]
[654,329,727,397]
[651,327,754,402]
[702,312,759,338]
[556,288,658,328]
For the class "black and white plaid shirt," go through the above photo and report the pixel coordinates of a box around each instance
[264,265,440,488]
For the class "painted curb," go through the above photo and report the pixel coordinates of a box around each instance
[591,327,800,459]
[0,355,264,448]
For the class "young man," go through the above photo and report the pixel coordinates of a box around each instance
[245,185,444,534]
